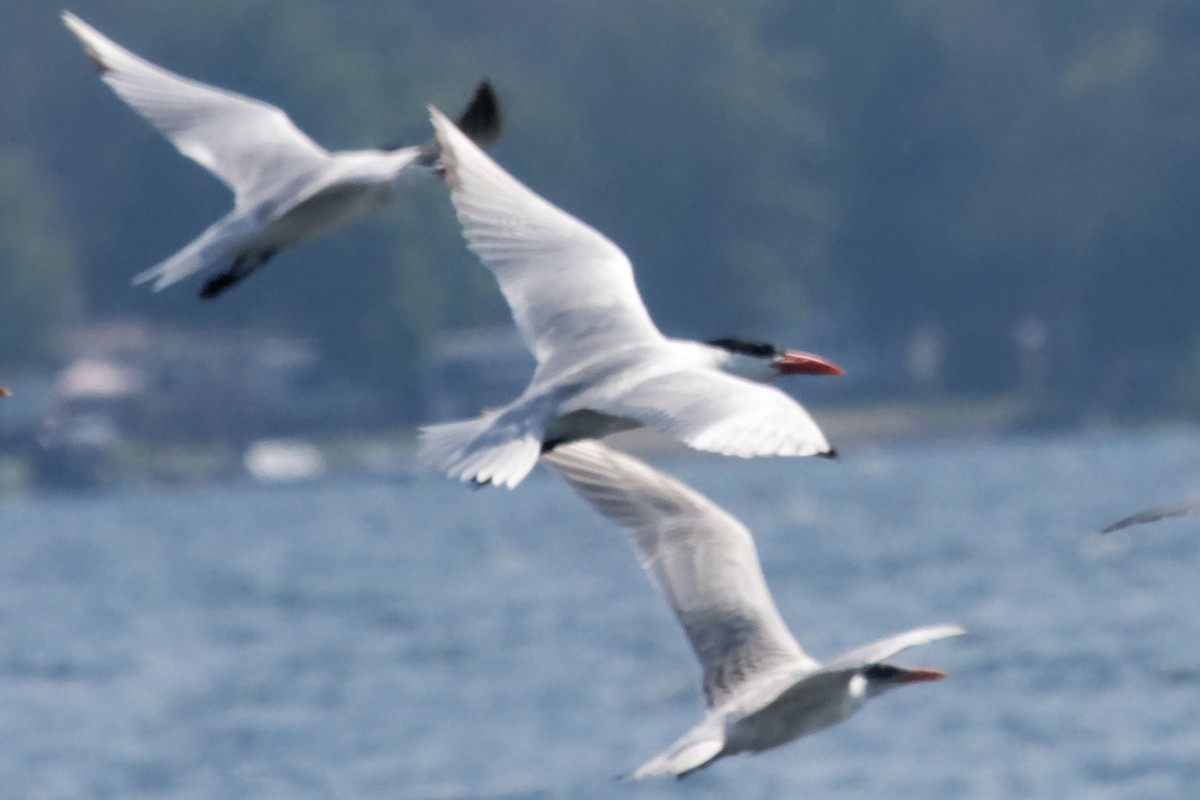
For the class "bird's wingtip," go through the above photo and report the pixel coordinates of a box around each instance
[427,105,455,141]
[61,11,111,74]
[455,79,503,146]
[60,9,86,29]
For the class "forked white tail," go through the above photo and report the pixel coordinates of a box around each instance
[418,416,543,489]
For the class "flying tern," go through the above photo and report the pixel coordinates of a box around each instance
[62,11,502,298]
[420,108,841,489]
[542,439,964,779]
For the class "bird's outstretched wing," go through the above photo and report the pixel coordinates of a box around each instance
[1102,499,1200,533]
[63,12,328,197]
[594,368,835,458]
[543,440,817,707]
[824,625,966,672]
[429,107,664,365]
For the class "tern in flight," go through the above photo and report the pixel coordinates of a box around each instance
[419,108,842,489]
[63,12,501,298]
[543,440,964,779]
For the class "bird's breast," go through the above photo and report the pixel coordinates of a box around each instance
[725,682,866,755]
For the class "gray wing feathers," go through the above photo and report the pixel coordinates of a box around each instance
[825,625,966,671]
[63,12,327,197]
[429,107,663,363]
[542,441,815,706]
[598,370,833,458]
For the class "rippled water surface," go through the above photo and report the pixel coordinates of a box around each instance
[3,430,1200,798]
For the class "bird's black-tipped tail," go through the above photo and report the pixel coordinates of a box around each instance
[454,80,503,146]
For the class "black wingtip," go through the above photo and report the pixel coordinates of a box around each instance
[61,13,111,75]
[81,45,110,75]
[819,447,839,460]
[455,80,503,147]
[199,273,235,300]
[1101,513,1157,534]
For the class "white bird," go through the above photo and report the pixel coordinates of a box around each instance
[1103,499,1200,533]
[542,439,964,779]
[62,11,502,299]
[419,107,842,489]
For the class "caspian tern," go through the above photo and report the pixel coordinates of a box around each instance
[419,107,842,489]
[1103,499,1200,533]
[62,12,502,298]
[542,440,964,779]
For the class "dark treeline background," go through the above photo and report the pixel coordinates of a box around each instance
[4,1,1200,420]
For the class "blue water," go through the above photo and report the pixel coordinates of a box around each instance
[3,430,1200,799]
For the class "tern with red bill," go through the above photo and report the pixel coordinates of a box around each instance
[542,440,964,779]
[62,12,501,298]
[420,108,842,489]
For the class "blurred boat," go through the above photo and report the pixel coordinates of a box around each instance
[243,439,326,483]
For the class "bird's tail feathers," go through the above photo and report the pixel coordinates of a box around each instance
[418,415,541,489]
[626,723,726,781]
[131,220,240,291]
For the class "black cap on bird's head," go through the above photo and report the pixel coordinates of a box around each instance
[706,337,843,377]
[861,662,947,697]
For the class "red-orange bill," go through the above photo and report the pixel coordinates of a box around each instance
[773,350,843,376]
[894,667,947,684]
